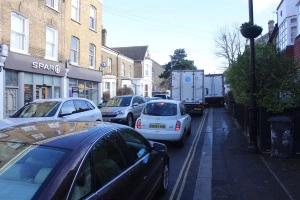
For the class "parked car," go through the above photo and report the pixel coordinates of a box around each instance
[145,97,163,102]
[0,98,102,129]
[153,94,171,99]
[100,95,147,127]
[0,120,170,199]
[135,100,192,147]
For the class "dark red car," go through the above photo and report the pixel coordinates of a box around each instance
[0,120,169,200]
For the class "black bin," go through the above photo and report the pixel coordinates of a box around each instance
[268,116,294,158]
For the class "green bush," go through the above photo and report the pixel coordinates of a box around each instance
[225,44,300,113]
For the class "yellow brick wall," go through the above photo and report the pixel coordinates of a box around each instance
[1,0,66,61]
[1,0,102,69]
[64,0,102,69]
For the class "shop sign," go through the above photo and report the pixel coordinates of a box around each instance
[32,62,61,74]
[72,87,79,93]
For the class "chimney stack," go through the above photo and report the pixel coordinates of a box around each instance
[102,29,107,46]
[268,20,275,35]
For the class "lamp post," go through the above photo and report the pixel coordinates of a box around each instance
[247,0,259,153]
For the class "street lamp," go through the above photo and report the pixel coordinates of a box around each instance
[247,0,259,153]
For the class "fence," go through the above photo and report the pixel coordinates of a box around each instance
[226,99,300,154]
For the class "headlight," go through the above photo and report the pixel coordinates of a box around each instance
[116,110,126,115]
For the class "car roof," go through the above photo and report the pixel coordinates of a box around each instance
[146,99,179,104]
[0,120,125,150]
[32,97,93,103]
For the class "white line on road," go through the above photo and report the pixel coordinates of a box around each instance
[193,108,213,200]
[169,109,208,200]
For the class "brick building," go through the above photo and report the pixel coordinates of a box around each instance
[0,0,103,119]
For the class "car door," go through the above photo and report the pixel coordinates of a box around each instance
[59,100,79,120]
[74,100,95,121]
[69,132,135,200]
[136,97,146,119]
[131,96,140,120]
[118,128,163,199]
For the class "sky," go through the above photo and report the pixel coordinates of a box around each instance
[102,0,280,74]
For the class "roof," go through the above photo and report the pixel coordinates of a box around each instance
[112,46,149,61]
[0,120,121,150]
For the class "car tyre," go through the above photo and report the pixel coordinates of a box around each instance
[187,127,191,136]
[127,114,133,127]
[158,161,169,195]
[178,132,185,147]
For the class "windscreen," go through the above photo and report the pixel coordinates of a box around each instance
[12,102,61,118]
[105,97,132,107]
[143,102,177,116]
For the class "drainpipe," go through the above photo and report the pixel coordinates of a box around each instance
[116,52,120,89]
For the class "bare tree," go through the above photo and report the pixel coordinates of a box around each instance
[214,24,248,70]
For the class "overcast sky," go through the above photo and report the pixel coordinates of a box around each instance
[102,0,280,74]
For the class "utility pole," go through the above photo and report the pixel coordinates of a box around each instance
[247,0,259,153]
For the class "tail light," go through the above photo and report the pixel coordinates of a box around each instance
[136,119,141,129]
[175,120,181,131]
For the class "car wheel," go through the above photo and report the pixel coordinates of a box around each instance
[158,161,169,195]
[127,114,133,127]
[178,131,186,147]
[187,127,191,136]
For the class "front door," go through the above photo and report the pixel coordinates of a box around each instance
[36,85,52,99]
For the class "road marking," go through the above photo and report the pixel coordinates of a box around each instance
[193,108,213,200]
[169,109,208,200]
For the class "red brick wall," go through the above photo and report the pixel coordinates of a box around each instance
[285,45,294,58]
[294,35,300,63]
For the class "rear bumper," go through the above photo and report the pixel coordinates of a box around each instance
[136,129,183,141]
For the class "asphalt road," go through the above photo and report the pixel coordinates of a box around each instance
[155,109,209,200]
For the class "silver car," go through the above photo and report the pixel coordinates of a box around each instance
[100,95,147,127]
[0,98,103,129]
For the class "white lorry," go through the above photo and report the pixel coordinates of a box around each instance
[171,70,205,115]
[204,74,225,107]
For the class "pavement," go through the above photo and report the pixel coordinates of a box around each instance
[209,108,300,200]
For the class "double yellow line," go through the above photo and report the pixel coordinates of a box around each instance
[169,109,208,200]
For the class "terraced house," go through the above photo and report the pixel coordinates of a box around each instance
[0,0,103,119]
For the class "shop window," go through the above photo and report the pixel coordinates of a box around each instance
[24,84,33,104]
[5,70,18,86]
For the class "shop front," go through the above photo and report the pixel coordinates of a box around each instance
[2,52,102,119]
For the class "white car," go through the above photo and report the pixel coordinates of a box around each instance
[135,100,192,147]
[0,98,102,129]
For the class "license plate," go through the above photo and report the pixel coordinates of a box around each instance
[194,108,202,110]
[150,124,166,128]
[103,118,111,122]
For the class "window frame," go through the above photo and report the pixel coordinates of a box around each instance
[144,64,149,76]
[10,12,29,54]
[70,36,79,65]
[46,0,58,11]
[71,0,80,22]
[89,43,96,69]
[128,65,131,78]
[45,26,58,61]
[121,63,125,76]
[90,5,96,31]
[108,58,112,73]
